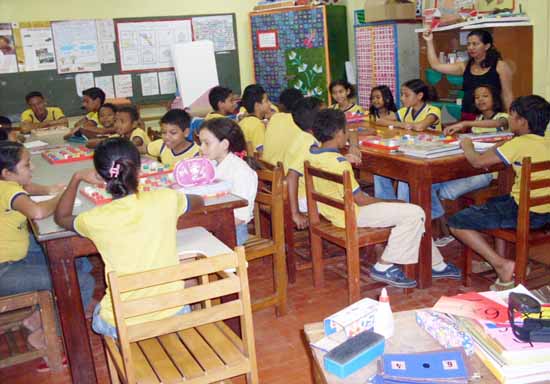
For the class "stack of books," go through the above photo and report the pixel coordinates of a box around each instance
[400,141,462,159]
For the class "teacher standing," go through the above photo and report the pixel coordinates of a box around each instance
[423,29,513,120]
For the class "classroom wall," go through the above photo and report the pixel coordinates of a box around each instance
[1,0,548,99]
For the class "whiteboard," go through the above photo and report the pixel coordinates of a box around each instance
[172,40,218,108]
[116,19,193,72]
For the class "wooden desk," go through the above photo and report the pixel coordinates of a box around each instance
[29,134,246,384]
[304,310,498,384]
[350,123,513,289]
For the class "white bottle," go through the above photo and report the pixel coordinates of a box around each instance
[373,288,394,339]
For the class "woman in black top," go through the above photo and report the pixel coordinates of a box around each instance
[423,29,513,120]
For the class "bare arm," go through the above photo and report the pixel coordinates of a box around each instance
[41,117,69,128]
[409,114,439,132]
[423,30,465,76]
[460,138,503,169]
[286,170,308,229]
[23,182,65,196]
[497,61,514,112]
[12,193,61,220]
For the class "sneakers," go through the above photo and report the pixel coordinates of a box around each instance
[369,265,417,288]
[434,235,455,247]
[432,262,462,279]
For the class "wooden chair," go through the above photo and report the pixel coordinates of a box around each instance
[463,157,550,288]
[304,161,391,304]
[244,163,288,316]
[0,291,64,371]
[103,247,259,384]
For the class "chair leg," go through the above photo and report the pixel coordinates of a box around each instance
[273,246,288,317]
[514,240,529,286]
[284,219,297,284]
[310,232,324,287]
[106,348,121,384]
[346,245,361,304]
[37,291,64,372]
[463,246,474,287]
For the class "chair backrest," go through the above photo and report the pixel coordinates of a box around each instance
[518,157,550,234]
[107,247,255,383]
[303,160,358,233]
[252,162,285,241]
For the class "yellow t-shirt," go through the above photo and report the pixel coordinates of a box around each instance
[20,107,65,123]
[74,189,188,326]
[147,139,200,167]
[471,112,509,134]
[496,134,550,213]
[86,111,100,126]
[262,112,302,168]
[308,147,361,228]
[396,104,442,131]
[110,128,150,146]
[204,112,226,121]
[239,116,265,152]
[331,103,365,115]
[285,131,319,199]
[0,181,29,263]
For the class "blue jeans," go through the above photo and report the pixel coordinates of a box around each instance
[236,223,249,246]
[0,234,95,310]
[92,303,191,338]
[374,174,493,220]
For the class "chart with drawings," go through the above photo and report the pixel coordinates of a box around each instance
[115,19,193,72]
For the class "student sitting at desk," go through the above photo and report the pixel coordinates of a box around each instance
[449,95,550,290]
[308,109,461,288]
[329,79,365,115]
[205,86,237,120]
[239,84,271,154]
[54,138,203,337]
[369,85,397,122]
[65,87,114,139]
[0,141,95,349]
[20,91,68,133]
[0,116,17,142]
[144,109,200,167]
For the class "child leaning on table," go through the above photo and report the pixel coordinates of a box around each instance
[0,141,95,348]
[65,87,109,139]
[449,95,550,291]
[308,109,461,288]
[54,137,203,337]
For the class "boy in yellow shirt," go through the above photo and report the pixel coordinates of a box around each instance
[65,87,106,139]
[308,109,460,288]
[20,91,68,133]
[239,84,271,154]
[205,86,237,120]
[449,95,550,290]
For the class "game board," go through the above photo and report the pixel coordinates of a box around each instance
[41,145,93,164]
[140,158,172,178]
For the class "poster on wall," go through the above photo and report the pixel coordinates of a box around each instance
[116,19,193,72]
[192,15,235,52]
[12,21,56,72]
[257,30,279,51]
[0,23,18,74]
[51,20,101,74]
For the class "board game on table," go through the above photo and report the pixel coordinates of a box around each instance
[41,145,93,164]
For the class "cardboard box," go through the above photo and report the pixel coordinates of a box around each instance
[323,298,378,338]
[364,0,417,22]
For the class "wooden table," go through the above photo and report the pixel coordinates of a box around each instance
[350,123,513,289]
[29,134,246,384]
[304,310,498,384]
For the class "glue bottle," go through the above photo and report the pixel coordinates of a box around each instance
[373,288,394,339]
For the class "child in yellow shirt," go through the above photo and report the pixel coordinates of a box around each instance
[329,79,365,115]
[369,85,397,121]
[239,84,271,153]
[65,87,108,139]
[20,91,68,133]
[144,109,200,167]
[55,137,203,336]
[205,86,237,120]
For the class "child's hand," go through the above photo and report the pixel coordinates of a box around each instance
[459,138,474,151]
[422,29,433,42]
[444,123,464,135]
[403,123,416,131]
[344,153,362,165]
[76,168,105,187]
[292,212,309,230]
[48,183,66,195]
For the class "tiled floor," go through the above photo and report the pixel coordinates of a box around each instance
[1,239,548,384]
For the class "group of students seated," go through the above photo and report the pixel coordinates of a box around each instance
[2,74,550,360]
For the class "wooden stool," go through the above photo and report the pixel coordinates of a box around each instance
[0,291,64,371]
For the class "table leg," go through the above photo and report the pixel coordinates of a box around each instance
[45,238,97,384]
[409,176,433,289]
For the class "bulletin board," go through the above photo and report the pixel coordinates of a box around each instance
[0,13,240,120]
[250,6,331,104]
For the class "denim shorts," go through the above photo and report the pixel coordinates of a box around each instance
[448,195,550,230]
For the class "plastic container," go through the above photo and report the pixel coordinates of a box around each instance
[425,68,443,85]
[373,288,394,339]
[446,74,464,87]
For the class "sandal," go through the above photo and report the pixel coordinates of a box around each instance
[489,278,515,291]
[36,356,68,373]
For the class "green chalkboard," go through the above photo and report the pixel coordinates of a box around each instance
[0,13,241,121]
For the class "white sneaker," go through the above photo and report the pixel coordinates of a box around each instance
[434,235,455,247]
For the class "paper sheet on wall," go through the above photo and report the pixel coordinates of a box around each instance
[172,40,218,107]
[140,72,159,96]
[114,74,133,98]
[52,20,101,74]
[192,15,235,52]
[116,19,193,72]
[96,19,115,42]
[158,71,177,95]
[99,42,116,64]
[11,21,56,72]
[0,23,19,73]
[75,72,94,96]
[95,75,115,99]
